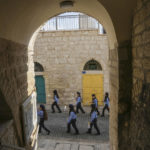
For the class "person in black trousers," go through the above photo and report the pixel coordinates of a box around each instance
[86,104,100,135]
[66,104,79,135]
[76,92,85,114]
[38,104,50,135]
[51,90,62,113]
[92,94,100,115]
[101,92,110,117]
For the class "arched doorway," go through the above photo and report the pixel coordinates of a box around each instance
[82,59,104,105]
[34,62,46,103]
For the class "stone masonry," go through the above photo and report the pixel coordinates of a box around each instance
[0,38,35,147]
[34,29,109,105]
[130,0,150,150]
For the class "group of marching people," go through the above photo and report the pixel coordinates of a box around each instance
[37,90,110,135]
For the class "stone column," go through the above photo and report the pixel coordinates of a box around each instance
[118,41,132,150]
[109,40,132,150]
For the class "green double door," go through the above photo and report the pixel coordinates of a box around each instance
[35,76,46,103]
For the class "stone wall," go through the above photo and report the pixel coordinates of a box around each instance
[109,45,119,150]
[34,30,109,105]
[130,0,150,149]
[0,120,18,150]
[0,38,35,147]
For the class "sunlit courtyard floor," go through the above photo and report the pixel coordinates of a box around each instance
[38,106,109,150]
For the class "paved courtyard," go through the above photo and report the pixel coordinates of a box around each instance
[38,106,109,150]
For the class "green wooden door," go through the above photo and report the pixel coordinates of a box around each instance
[35,76,46,103]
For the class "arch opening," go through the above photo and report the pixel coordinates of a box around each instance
[0,0,122,149]
[33,11,111,146]
[34,62,44,72]
[83,59,102,71]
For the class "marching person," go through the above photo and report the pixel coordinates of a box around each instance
[66,104,79,135]
[92,94,100,115]
[51,90,62,113]
[76,92,85,114]
[86,104,100,135]
[101,92,110,117]
[38,104,50,135]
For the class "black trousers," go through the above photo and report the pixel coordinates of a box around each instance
[102,104,109,116]
[96,107,100,115]
[76,102,85,113]
[67,119,79,133]
[88,119,100,134]
[51,101,62,112]
[39,118,50,133]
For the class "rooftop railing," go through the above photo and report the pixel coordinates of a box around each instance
[41,14,106,34]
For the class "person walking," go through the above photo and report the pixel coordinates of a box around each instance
[66,104,79,135]
[92,94,100,115]
[86,104,100,135]
[51,90,62,113]
[76,92,85,114]
[38,104,50,135]
[101,92,110,117]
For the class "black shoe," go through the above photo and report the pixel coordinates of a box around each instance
[95,132,100,135]
[52,111,55,113]
[47,131,50,135]
[86,131,91,134]
[66,131,70,133]
[59,111,62,113]
[74,132,79,135]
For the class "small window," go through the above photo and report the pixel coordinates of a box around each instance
[84,59,102,71]
[34,62,44,72]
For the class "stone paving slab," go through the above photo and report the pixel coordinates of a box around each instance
[55,143,70,150]
[79,145,94,150]
[38,138,110,150]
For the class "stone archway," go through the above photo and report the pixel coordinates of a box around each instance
[0,0,145,150]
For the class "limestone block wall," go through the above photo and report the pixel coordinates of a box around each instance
[0,120,18,150]
[130,0,150,149]
[0,38,35,146]
[34,30,109,105]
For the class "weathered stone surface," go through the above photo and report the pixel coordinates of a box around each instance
[38,137,110,150]
[34,30,109,105]
[0,120,18,150]
[0,38,35,147]
[130,0,150,150]
[79,145,94,150]
[55,144,71,150]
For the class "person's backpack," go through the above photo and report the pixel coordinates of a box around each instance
[44,111,48,120]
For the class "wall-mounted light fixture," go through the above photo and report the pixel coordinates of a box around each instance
[60,0,74,8]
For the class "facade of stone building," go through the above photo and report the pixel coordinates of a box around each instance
[34,29,109,106]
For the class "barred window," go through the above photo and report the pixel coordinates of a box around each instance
[34,62,44,72]
[84,59,102,70]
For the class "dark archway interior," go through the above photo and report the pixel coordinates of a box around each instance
[0,90,12,121]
